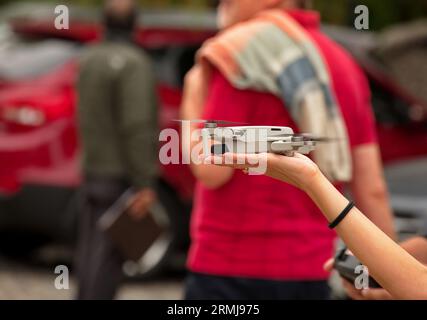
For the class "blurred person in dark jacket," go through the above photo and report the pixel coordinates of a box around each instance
[75,0,158,300]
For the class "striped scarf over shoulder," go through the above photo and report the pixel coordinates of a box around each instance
[197,9,352,182]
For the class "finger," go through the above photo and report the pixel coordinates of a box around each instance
[342,280,364,300]
[127,193,139,207]
[361,289,392,300]
[128,206,141,219]
[202,153,266,169]
[131,198,144,209]
[323,258,334,272]
[129,204,149,220]
[272,152,313,171]
[203,156,249,169]
[130,198,148,211]
[292,152,309,160]
[224,153,267,165]
[129,202,142,215]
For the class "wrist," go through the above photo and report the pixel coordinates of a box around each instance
[304,170,353,226]
[302,167,325,195]
[304,170,335,206]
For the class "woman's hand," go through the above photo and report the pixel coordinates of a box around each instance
[128,188,156,221]
[342,280,394,300]
[323,258,394,300]
[204,152,322,192]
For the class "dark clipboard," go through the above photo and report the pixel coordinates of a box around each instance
[97,188,168,262]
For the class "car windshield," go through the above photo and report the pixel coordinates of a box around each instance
[0,30,80,81]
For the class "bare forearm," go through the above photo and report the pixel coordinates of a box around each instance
[352,189,396,240]
[401,237,427,265]
[351,145,396,239]
[180,67,233,188]
[212,151,427,298]
[308,174,427,299]
[183,129,233,188]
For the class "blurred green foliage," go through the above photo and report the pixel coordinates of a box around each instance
[0,0,426,30]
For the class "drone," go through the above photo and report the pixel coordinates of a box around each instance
[176,120,334,157]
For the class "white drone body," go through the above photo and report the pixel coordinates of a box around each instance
[201,125,317,157]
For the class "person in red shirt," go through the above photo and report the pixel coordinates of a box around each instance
[181,0,395,299]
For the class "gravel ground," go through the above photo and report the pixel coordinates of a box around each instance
[0,257,184,300]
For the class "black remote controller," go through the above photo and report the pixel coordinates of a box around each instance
[334,247,382,289]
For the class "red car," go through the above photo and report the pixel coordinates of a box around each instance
[0,11,426,277]
[0,11,216,276]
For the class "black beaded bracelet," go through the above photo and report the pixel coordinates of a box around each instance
[328,201,355,229]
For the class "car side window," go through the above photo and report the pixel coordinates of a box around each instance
[370,79,412,125]
[0,35,80,81]
[147,46,200,89]
[177,46,199,87]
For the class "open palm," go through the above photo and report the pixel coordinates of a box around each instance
[206,152,321,191]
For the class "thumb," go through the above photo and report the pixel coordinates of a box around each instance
[361,288,391,300]
[323,258,335,272]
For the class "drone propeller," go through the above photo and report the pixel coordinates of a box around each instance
[173,119,247,126]
[304,137,338,143]
[275,133,340,143]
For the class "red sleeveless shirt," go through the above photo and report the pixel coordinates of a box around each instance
[187,9,377,280]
